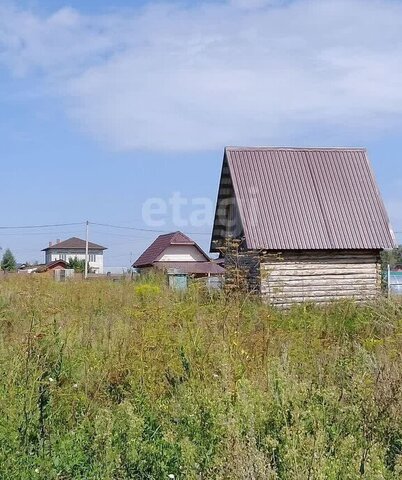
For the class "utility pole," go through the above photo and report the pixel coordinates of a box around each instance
[85,220,89,279]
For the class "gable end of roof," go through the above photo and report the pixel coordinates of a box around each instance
[133,231,210,267]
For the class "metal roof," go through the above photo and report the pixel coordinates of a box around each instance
[212,147,396,250]
[46,259,68,268]
[42,237,107,251]
[133,231,210,267]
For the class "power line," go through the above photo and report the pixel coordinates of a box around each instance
[0,220,211,236]
[0,222,84,230]
[0,219,397,238]
[89,222,211,236]
[90,229,152,240]
[0,230,82,237]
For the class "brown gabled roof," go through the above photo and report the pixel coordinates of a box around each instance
[46,259,68,269]
[211,147,396,251]
[19,259,68,273]
[36,259,68,273]
[133,231,210,268]
[42,237,107,251]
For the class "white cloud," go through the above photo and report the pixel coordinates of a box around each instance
[1,0,402,151]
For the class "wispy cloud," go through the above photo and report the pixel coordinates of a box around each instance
[1,0,402,151]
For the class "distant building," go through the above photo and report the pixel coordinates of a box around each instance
[211,147,396,306]
[133,231,224,278]
[42,237,107,274]
[18,259,68,274]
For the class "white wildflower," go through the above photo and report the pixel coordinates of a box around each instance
[48,377,54,383]
[168,475,175,479]
[34,468,39,474]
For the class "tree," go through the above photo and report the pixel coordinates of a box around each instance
[67,257,93,274]
[381,245,402,269]
[1,248,17,272]
[67,257,86,273]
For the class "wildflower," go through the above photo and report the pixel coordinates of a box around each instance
[34,468,39,474]
[168,475,175,479]
[48,377,54,383]
[73,383,78,388]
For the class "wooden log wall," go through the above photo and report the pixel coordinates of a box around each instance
[260,250,382,307]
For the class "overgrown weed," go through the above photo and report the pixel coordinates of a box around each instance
[0,276,401,478]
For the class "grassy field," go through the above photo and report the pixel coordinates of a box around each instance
[0,275,401,479]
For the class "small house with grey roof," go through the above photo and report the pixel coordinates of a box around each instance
[211,147,396,306]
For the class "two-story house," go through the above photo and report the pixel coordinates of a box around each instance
[43,237,107,274]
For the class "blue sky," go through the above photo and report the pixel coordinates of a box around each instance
[0,0,401,266]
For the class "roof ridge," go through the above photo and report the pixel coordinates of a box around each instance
[171,231,194,243]
[159,231,181,237]
[226,146,367,152]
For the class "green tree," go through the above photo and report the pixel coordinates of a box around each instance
[67,257,86,273]
[1,249,17,272]
[381,245,402,269]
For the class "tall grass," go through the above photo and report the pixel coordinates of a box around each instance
[0,275,401,479]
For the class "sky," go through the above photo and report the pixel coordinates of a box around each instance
[0,0,401,267]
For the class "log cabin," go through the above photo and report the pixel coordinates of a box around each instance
[211,147,396,306]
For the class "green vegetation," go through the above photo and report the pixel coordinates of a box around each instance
[67,257,87,273]
[382,246,402,269]
[0,276,401,479]
[1,248,17,271]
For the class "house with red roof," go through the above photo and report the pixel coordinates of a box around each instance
[133,231,224,278]
[18,259,68,275]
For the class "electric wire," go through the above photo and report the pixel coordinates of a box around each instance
[0,222,84,230]
[89,222,211,236]
[0,221,399,238]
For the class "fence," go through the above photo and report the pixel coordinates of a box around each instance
[54,269,75,282]
[388,267,402,296]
